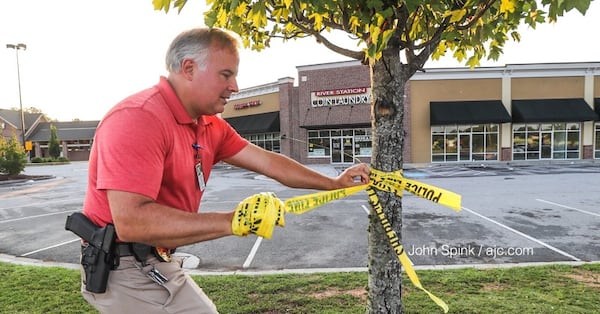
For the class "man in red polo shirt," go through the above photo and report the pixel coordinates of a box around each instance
[78,28,370,313]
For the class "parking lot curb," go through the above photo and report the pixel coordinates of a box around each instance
[2,253,598,276]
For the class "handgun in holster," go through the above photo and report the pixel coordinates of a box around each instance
[65,212,117,293]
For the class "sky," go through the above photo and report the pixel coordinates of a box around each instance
[1,0,599,122]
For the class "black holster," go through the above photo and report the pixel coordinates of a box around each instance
[65,212,117,293]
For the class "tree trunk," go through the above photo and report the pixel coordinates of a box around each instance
[366,44,415,313]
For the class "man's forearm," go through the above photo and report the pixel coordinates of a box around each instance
[112,201,234,248]
[265,153,336,190]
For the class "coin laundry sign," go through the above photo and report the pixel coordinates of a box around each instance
[311,87,372,107]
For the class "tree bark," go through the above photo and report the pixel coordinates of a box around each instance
[366,43,415,313]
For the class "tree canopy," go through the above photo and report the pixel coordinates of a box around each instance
[153,0,592,68]
[152,0,593,312]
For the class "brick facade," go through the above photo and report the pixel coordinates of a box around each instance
[226,61,600,165]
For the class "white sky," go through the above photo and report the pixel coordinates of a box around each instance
[1,0,599,121]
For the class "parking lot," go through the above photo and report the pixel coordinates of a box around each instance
[1,161,599,273]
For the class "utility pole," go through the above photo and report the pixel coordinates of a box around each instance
[6,43,27,148]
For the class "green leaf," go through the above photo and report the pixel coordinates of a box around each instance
[453,48,466,62]
[160,0,595,69]
[153,0,170,12]
[500,0,516,14]
[510,31,521,42]
[466,55,480,68]
[449,9,467,23]
[431,41,448,60]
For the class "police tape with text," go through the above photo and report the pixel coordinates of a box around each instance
[231,168,462,313]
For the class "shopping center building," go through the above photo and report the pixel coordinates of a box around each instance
[5,61,597,164]
[223,60,600,165]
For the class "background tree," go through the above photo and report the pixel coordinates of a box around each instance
[0,133,27,176]
[155,0,593,312]
[9,106,50,118]
[48,124,61,159]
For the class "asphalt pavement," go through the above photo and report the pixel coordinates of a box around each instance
[1,160,599,274]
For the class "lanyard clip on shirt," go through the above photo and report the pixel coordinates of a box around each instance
[192,143,206,191]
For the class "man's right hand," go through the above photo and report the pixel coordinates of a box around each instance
[231,192,285,239]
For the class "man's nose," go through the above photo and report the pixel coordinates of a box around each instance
[229,78,239,93]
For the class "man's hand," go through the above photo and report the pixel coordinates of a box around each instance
[334,163,371,188]
[231,192,285,239]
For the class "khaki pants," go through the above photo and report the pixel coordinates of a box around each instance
[81,255,218,314]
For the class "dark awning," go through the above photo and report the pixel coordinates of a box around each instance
[224,111,280,134]
[512,98,598,123]
[430,100,511,125]
[595,98,600,120]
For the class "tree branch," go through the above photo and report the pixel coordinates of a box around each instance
[455,0,498,30]
[288,19,365,60]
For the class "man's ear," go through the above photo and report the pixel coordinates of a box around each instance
[181,59,196,80]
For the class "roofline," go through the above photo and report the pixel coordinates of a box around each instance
[25,115,46,139]
[297,59,363,72]
[231,79,289,100]
[411,61,600,80]
[0,117,17,129]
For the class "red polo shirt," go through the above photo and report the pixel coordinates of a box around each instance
[83,77,248,227]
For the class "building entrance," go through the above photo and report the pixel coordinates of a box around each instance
[331,136,354,163]
[459,134,471,161]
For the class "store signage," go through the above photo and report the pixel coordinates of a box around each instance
[234,100,261,110]
[311,87,372,107]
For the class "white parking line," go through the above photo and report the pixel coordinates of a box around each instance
[361,204,369,214]
[242,236,263,269]
[462,206,581,262]
[21,238,80,257]
[0,210,77,224]
[536,199,600,218]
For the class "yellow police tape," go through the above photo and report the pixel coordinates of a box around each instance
[282,168,461,313]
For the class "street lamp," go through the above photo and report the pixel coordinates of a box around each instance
[6,43,27,148]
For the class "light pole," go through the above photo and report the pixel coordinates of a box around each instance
[6,43,27,148]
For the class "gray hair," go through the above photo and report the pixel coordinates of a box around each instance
[165,28,240,73]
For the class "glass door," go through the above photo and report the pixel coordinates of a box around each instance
[331,136,354,163]
[541,132,552,159]
[459,134,471,161]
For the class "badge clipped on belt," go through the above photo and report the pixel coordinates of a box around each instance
[154,247,173,263]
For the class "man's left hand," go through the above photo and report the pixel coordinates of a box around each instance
[335,163,370,187]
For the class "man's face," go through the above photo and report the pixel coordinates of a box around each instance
[189,45,239,116]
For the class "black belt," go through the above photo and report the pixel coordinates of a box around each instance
[82,242,174,262]
[116,243,136,257]
[117,243,174,262]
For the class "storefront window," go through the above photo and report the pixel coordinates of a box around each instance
[307,128,371,162]
[513,125,526,160]
[431,124,500,162]
[66,139,92,152]
[354,130,372,157]
[595,123,600,159]
[308,137,330,157]
[512,123,580,160]
[243,132,280,153]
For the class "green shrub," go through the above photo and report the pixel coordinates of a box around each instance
[31,157,44,163]
[0,135,27,175]
[48,124,61,159]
